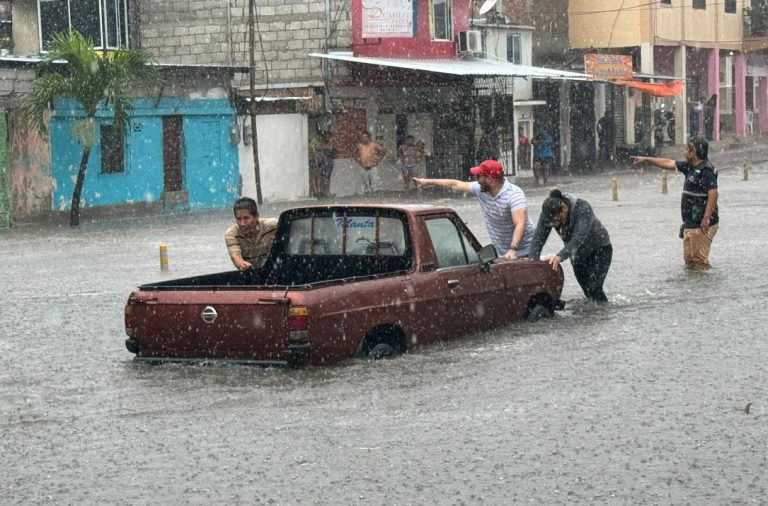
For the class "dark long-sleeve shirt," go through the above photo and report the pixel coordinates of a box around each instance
[529,194,611,264]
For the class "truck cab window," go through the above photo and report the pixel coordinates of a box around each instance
[425,217,474,268]
[286,214,406,256]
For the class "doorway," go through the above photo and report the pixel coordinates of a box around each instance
[0,112,11,228]
[162,116,183,192]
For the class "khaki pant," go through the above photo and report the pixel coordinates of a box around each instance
[683,224,718,269]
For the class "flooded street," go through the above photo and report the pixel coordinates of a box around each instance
[2,165,767,504]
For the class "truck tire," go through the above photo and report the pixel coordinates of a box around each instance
[368,343,399,360]
[125,338,139,354]
[526,304,553,323]
[287,348,309,369]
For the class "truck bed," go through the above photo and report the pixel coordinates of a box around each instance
[140,253,414,290]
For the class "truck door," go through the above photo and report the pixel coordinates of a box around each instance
[407,216,505,343]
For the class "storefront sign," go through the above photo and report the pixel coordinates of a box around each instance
[584,54,633,80]
[362,0,415,38]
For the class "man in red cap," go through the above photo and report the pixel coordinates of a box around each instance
[413,160,535,259]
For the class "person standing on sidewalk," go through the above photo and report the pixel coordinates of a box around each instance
[704,94,717,140]
[597,111,614,161]
[354,131,386,195]
[530,188,612,303]
[398,135,424,193]
[532,131,554,184]
[631,136,719,270]
[413,159,535,259]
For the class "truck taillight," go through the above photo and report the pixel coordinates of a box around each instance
[124,303,135,337]
[288,306,309,331]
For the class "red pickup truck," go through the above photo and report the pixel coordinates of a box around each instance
[124,204,563,367]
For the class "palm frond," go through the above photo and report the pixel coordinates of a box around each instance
[22,30,160,135]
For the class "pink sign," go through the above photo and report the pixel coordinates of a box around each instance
[362,0,415,38]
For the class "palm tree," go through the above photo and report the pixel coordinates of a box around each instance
[22,31,158,226]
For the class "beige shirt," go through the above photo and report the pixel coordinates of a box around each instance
[224,218,278,267]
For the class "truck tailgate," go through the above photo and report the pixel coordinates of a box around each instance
[128,289,291,362]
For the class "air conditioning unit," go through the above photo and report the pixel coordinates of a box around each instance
[458,30,482,54]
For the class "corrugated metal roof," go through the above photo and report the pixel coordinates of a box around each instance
[309,52,589,80]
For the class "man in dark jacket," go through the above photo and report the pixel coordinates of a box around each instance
[631,136,718,270]
[530,188,612,302]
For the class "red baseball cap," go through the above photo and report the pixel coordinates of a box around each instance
[469,160,504,179]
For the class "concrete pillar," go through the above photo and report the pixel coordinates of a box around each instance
[674,45,687,145]
[594,83,606,155]
[735,52,747,137]
[559,82,571,172]
[641,43,655,150]
[708,49,720,141]
[758,76,768,133]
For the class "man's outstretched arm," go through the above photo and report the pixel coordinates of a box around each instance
[630,155,677,171]
[412,178,473,193]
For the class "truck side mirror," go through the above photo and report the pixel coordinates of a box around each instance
[478,244,497,265]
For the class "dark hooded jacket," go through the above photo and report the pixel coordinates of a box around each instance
[530,194,611,264]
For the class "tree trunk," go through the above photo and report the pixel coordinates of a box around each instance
[69,144,92,227]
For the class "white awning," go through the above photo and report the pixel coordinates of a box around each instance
[309,52,589,80]
[244,96,312,102]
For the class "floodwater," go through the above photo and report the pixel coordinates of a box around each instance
[1,165,766,504]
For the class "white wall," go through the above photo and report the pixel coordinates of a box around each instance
[238,114,309,202]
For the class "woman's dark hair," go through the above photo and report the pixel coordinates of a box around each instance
[541,188,566,220]
[233,197,258,217]
[687,136,709,160]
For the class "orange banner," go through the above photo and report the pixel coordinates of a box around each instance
[615,79,685,97]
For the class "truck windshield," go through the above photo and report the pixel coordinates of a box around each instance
[285,213,407,256]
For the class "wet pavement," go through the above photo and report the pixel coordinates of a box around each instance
[1,159,767,504]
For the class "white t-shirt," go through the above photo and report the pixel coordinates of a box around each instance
[470,179,534,257]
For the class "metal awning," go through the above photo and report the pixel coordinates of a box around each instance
[310,52,589,80]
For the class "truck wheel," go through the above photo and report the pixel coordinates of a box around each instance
[368,343,399,360]
[125,338,139,354]
[526,304,552,323]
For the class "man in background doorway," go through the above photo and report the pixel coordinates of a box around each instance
[354,131,386,195]
[517,126,531,170]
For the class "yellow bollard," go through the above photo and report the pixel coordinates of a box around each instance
[661,171,668,194]
[159,244,169,271]
[611,176,618,201]
[743,162,750,181]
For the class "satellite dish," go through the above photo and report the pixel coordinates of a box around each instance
[478,0,498,15]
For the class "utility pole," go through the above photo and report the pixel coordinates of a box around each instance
[248,0,263,204]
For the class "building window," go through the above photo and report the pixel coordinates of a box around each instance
[0,2,12,41]
[725,0,736,13]
[38,0,129,50]
[431,0,452,41]
[660,0,671,4]
[100,124,125,174]
[507,34,522,64]
[693,0,706,9]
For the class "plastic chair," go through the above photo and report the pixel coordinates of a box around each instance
[746,111,754,136]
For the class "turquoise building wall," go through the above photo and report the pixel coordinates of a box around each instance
[50,97,238,211]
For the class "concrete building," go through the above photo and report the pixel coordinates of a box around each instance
[569,0,755,148]
[1,0,352,225]
[310,0,587,194]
